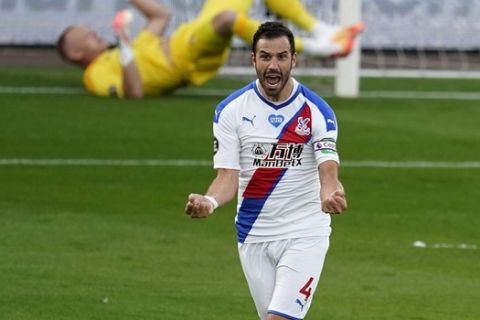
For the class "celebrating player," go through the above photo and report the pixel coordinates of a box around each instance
[57,0,364,99]
[185,21,347,320]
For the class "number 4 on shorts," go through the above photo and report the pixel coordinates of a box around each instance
[299,277,314,300]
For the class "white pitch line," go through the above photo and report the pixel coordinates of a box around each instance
[0,86,85,95]
[0,158,212,166]
[413,240,477,250]
[360,90,480,100]
[341,160,480,169]
[0,158,480,169]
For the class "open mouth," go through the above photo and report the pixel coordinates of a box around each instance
[265,73,281,89]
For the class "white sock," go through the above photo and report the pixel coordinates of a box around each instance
[302,37,341,57]
[312,21,338,38]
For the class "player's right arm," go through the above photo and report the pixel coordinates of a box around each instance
[185,168,239,219]
[186,98,241,218]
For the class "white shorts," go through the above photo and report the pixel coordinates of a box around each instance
[238,237,330,320]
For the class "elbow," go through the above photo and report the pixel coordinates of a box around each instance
[154,6,172,22]
[123,81,144,99]
[162,8,172,22]
[125,89,144,99]
[127,92,144,99]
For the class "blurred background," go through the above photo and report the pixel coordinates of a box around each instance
[1,0,479,77]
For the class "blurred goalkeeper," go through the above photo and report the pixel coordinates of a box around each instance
[57,0,364,98]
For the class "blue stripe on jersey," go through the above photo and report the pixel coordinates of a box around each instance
[299,84,337,131]
[236,198,268,243]
[214,82,255,123]
[253,81,302,110]
[236,168,288,243]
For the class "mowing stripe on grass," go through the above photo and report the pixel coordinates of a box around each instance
[0,158,479,168]
[2,86,480,100]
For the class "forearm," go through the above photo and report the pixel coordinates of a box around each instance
[319,160,342,195]
[319,160,347,214]
[122,62,143,98]
[130,0,170,17]
[185,169,239,218]
[205,169,239,207]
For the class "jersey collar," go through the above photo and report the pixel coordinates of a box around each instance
[253,78,301,110]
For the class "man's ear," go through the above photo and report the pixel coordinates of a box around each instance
[251,52,255,67]
[67,48,83,62]
[292,52,297,68]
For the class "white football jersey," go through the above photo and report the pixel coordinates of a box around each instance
[213,79,340,244]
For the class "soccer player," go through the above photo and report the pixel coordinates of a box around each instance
[185,21,347,320]
[57,0,363,98]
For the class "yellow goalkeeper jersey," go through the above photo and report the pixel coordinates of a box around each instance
[83,30,185,97]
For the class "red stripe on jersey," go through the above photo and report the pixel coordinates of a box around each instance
[242,104,312,199]
[242,167,285,198]
[278,103,312,144]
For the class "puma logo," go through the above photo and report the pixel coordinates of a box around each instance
[295,299,305,311]
[242,115,256,126]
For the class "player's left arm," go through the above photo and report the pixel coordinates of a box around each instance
[131,0,172,36]
[318,160,347,214]
[114,0,171,98]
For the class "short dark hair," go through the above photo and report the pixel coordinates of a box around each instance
[56,26,74,63]
[252,21,295,54]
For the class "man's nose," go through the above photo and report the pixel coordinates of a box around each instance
[268,57,280,68]
[267,58,281,71]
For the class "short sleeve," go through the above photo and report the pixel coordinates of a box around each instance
[309,100,340,166]
[213,105,241,170]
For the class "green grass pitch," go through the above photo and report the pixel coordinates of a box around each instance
[0,66,479,319]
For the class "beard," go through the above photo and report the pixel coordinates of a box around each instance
[256,67,292,101]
